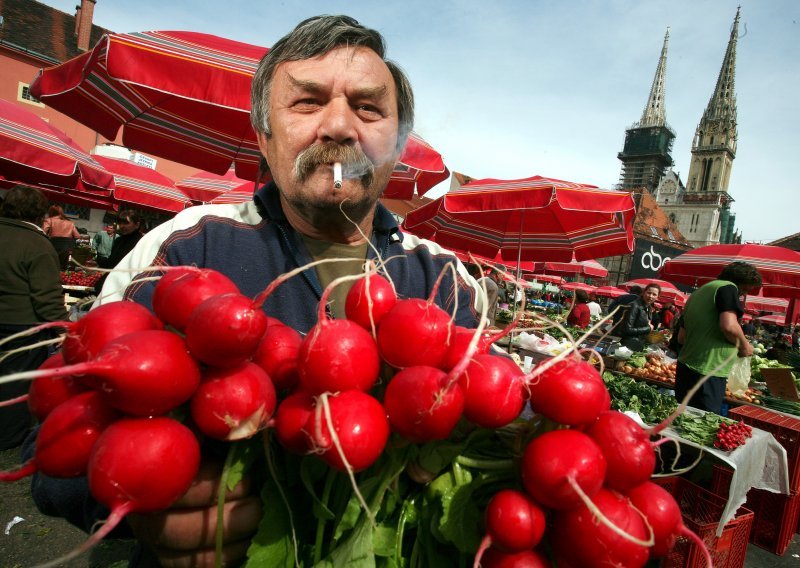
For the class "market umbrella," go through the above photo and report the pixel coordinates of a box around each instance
[0,98,113,194]
[522,273,565,286]
[30,31,269,180]
[538,257,608,278]
[175,168,254,203]
[93,156,192,213]
[757,313,799,326]
[383,132,449,199]
[30,30,450,188]
[658,243,800,300]
[744,294,789,315]
[593,285,629,299]
[401,175,636,264]
[560,282,597,294]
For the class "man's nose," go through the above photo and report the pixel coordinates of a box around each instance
[318,97,357,145]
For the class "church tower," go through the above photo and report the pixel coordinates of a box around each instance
[617,29,676,193]
[659,8,741,246]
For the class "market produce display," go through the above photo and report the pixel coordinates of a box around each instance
[672,412,752,452]
[0,266,716,567]
[60,269,102,288]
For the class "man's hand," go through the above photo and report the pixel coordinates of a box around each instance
[127,459,262,568]
[738,341,754,358]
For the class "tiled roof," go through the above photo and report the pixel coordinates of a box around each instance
[0,0,110,64]
[768,231,800,251]
[631,187,692,248]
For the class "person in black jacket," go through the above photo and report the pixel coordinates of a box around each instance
[94,210,144,296]
[608,285,642,325]
[614,283,661,351]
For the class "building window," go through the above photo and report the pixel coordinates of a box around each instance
[649,226,660,238]
[17,83,45,108]
[666,230,677,242]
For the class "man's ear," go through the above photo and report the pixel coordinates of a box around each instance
[256,131,270,160]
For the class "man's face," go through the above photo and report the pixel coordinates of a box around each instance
[116,218,137,236]
[256,46,401,229]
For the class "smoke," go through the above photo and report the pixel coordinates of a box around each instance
[293,142,375,188]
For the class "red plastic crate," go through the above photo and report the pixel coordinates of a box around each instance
[654,476,754,568]
[728,405,800,492]
[745,488,800,555]
[709,464,799,555]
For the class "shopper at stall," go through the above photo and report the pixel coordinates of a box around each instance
[613,283,660,351]
[567,289,591,328]
[92,225,116,267]
[675,261,761,413]
[608,284,642,325]
[0,186,67,450]
[586,293,602,318]
[26,15,482,568]
[42,204,80,269]
[658,302,677,330]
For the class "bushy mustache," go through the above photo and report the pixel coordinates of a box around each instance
[293,142,375,187]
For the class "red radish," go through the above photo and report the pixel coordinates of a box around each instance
[520,429,606,510]
[585,411,656,491]
[306,390,389,472]
[344,272,397,332]
[27,352,87,421]
[252,323,302,391]
[40,417,203,566]
[274,391,316,454]
[184,293,269,367]
[479,548,551,568]
[61,301,163,364]
[0,391,118,482]
[459,354,526,428]
[383,366,465,443]
[526,357,610,426]
[550,488,650,568]
[442,309,523,372]
[190,362,277,441]
[377,298,454,369]
[3,330,201,417]
[297,278,381,395]
[151,267,240,331]
[627,481,710,562]
[473,489,546,567]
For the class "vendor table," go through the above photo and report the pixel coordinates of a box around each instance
[630,409,790,536]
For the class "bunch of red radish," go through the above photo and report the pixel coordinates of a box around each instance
[0,264,706,567]
[473,357,711,567]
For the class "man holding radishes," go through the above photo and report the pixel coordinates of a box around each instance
[26,15,483,567]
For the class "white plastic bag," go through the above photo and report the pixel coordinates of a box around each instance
[727,356,751,395]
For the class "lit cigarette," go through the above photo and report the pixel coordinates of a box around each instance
[333,162,342,189]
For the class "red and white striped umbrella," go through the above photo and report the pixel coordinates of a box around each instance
[523,273,566,285]
[593,285,629,300]
[0,98,113,194]
[744,294,789,315]
[401,175,636,263]
[31,31,449,192]
[93,156,192,213]
[176,168,255,203]
[659,243,800,300]
[538,257,608,278]
[560,282,597,294]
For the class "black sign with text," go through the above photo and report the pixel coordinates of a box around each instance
[629,239,689,281]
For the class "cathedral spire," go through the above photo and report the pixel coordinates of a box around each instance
[703,7,739,124]
[640,28,670,127]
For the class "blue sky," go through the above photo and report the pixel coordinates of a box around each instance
[42,0,800,242]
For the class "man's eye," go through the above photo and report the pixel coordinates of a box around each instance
[356,104,382,118]
[294,99,320,109]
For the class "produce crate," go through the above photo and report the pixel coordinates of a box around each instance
[710,464,799,555]
[654,476,754,568]
[728,405,800,493]
[745,487,800,555]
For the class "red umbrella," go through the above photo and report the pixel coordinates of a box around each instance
[659,243,800,300]
[176,168,255,203]
[30,31,449,187]
[401,175,636,263]
[538,257,608,278]
[561,282,597,294]
[594,285,628,300]
[743,294,788,315]
[523,273,565,285]
[0,99,113,193]
[93,156,192,213]
[30,31,268,180]
[383,132,449,199]
[757,313,799,326]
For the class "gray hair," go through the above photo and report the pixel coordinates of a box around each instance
[250,15,414,153]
